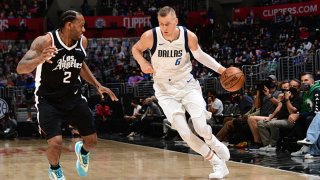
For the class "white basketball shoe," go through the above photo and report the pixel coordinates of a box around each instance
[209,159,229,179]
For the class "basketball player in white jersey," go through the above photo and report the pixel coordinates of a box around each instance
[132,6,230,179]
[16,10,118,180]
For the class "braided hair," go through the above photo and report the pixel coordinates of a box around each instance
[58,10,81,29]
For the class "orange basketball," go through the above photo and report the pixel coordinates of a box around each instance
[220,67,245,92]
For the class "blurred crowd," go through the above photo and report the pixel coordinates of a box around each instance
[0,0,49,18]
[1,14,320,88]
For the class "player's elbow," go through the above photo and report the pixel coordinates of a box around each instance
[131,45,138,55]
[16,64,26,75]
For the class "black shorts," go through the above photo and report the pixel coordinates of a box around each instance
[36,95,96,139]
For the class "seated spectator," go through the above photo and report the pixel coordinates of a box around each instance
[216,91,254,142]
[95,98,112,133]
[0,112,17,139]
[129,97,163,137]
[207,90,223,125]
[247,79,281,149]
[124,99,143,137]
[96,99,112,122]
[257,80,301,152]
[140,97,163,121]
[291,72,320,157]
[124,99,142,121]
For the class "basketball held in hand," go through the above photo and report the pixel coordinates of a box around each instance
[220,67,245,92]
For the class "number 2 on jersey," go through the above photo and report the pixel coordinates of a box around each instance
[63,71,71,83]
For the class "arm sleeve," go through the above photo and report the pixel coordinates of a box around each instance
[191,46,222,73]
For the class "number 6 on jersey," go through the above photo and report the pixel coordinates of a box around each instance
[175,58,181,65]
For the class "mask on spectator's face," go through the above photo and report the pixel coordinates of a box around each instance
[289,87,298,95]
[301,83,311,91]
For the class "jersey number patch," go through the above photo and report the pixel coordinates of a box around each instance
[63,72,71,83]
[175,58,181,65]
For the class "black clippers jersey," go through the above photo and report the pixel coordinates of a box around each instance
[34,30,86,99]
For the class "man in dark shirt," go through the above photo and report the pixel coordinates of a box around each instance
[257,79,301,151]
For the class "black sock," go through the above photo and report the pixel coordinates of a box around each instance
[81,146,89,155]
[50,164,60,170]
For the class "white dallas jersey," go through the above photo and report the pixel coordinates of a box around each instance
[150,26,192,81]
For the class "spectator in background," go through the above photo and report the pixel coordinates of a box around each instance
[247,79,281,149]
[95,98,112,133]
[268,75,278,87]
[0,112,17,139]
[207,90,223,116]
[139,97,164,136]
[95,98,111,122]
[257,80,300,152]
[291,72,320,156]
[215,90,254,143]
[127,70,144,87]
[24,74,35,121]
[81,0,90,16]
[141,97,163,119]
[124,99,143,137]
[124,99,142,121]
[17,19,27,40]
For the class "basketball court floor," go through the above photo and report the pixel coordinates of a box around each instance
[0,136,320,180]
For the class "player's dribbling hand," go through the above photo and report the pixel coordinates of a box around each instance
[97,85,119,101]
[140,61,155,74]
[40,46,57,64]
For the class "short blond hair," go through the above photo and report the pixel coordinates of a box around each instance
[157,6,176,17]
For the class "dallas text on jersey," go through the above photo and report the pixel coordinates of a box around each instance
[158,50,183,58]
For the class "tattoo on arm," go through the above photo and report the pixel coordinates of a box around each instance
[23,35,48,61]
[22,50,38,61]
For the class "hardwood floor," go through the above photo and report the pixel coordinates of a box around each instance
[0,138,319,179]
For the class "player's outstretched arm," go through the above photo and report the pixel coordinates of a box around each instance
[132,30,154,74]
[16,34,56,74]
[187,30,226,75]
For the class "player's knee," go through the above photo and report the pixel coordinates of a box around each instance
[192,116,212,138]
[194,124,211,138]
[48,136,63,150]
[83,134,97,150]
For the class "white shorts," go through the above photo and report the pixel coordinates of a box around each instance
[154,76,212,126]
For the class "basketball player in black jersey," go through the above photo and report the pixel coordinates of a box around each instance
[16,10,118,180]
